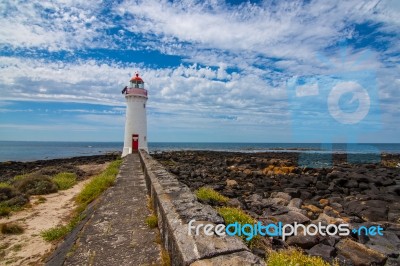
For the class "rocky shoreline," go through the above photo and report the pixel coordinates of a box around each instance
[153,151,400,266]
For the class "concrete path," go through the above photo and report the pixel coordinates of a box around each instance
[63,154,161,266]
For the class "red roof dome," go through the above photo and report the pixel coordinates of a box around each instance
[130,73,143,82]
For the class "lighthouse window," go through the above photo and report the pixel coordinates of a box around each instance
[143,103,146,108]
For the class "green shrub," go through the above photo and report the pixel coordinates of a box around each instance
[195,187,229,205]
[217,207,257,244]
[0,183,11,189]
[14,175,58,195]
[266,248,337,266]
[53,172,77,190]
[0,223,24,234]
[145,214,158,228]
[76,160,122,206]
[41,224,71,241]
[0,205,11,217]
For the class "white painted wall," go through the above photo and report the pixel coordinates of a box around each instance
[122,94,148,156]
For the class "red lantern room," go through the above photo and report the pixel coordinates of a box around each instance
[122,72,148,97]
[130,73,144,89]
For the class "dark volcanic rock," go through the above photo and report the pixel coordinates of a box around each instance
[307,243,336,261]
[286,234,320,249]
[336,238,387,266]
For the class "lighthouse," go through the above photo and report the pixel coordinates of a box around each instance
[122,73,148,157]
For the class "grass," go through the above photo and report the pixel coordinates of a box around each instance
[41,159,122,242]
[217,207,258,245]
[0,205,11,217]
[161,248,171,266]
[0,182,12,188]
[52,172,77,190]
[195,187,229,204]
[76,160,122,206]
[36,196,47,204]
[0,223,24,235]
[266,248,337,266]
[145,214,158,229]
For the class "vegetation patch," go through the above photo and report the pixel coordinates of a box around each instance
[266,248,337,266]
[0,205,11,217]
[0,223,24,235]
[76,160,121,206]
[195,187,229,205]
[14,175,58,195]
[217,207,258,245]
[52,172,77,190]
[0,182,12,189]
[145,214,158,229]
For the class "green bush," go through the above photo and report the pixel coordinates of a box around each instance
[266,248,337,266]
[0,205,11,217]
[0,183,11,189]
[195,187,229,205]
[14,175,58,195]
[76,160,122,206]
[53,172,77,190]
[145,214,158,228]
[0,223,24,235]
[217,207,257,244]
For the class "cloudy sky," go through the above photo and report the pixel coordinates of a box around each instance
[0,0,399,143]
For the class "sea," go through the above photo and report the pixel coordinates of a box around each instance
[0,141,399,162]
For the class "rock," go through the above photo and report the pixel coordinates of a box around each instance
[365,231,400,257]
[359,182,369,190]
[283,188,300,198]
[336,238,387,266]
[360,207,388,222]
[319,198,329,207]
[318,213,344,225]
[323,206,341,218]
[288,198,303,209]
[307,243,335,260]
[303,204,323,214]
[271,192,291,201]
[226,179,238,187]
[316,181,329,190]
[227,198,243,209]
[274,211,310,225]
[385,257,400,266]
[248,193,263,203]
[330,202,344,212]
[345,179,359,188]
[286,234,319,249]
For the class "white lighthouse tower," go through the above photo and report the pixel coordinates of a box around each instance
[122,72,148,157]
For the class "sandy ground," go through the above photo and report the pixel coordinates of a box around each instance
[0,162,109,266]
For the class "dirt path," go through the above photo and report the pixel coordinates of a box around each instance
[0,163,109,266]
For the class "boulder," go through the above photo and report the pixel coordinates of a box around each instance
[307,243,335,261]
[288,198,303,209]
[336,238,387,266]
[365,231,400,257]
[226,179,238,187]
[286,234,319,249]
[273,211,310,225]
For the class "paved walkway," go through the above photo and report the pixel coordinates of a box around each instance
[63,154,161,266]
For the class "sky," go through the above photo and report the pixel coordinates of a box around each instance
[0,0,399,143]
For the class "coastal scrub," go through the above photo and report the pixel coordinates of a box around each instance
[195,187,229,205]
[52,172,77,190]
[217,207,258,245]
[266,248,337,266]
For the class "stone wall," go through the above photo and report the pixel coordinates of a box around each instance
[139,150,265,266]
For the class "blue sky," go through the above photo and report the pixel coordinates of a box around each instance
[0,0,399,143]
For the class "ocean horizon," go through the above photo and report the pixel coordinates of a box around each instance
[1,141,400,162]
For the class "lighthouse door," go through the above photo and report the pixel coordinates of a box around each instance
[132,134,139,152]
